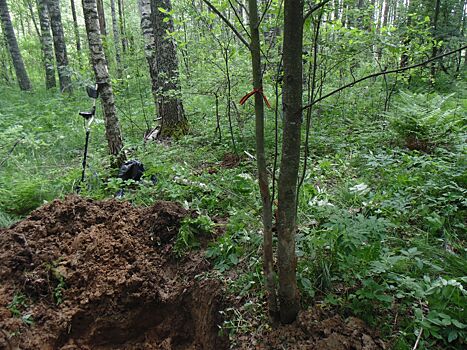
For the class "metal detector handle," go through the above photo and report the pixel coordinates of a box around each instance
[86,83,100,99]
[79,83,99,130]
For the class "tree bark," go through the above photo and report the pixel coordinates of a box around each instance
[110,0,122,76]
[430,0,441,78]
[36,0,56,89]
[26,0,41,38]
[277,0,303,324]
[82,0,125,164]
[151,0,187,138]
[247,0,278,323]
[139,0,158,109]
[70,0,82,64]
[400,0,413,68]
[96,0,107,36]
[117,0,128,52]
[0,0,32,90]
[382,0,389,28]
[47,0,72,93]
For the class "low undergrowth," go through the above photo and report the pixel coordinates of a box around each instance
[0,79,465,349]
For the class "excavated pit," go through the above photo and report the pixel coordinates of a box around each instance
[0,196,228,350]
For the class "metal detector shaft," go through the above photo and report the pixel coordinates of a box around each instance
[81,129,91,183]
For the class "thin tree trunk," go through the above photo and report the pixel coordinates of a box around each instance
[96,0,107,36]
[110,0,122,76]
[70,0,82,64]
[277,0,303,324]
[82,0,125,164]
[117,0,127,52]
[48,0,72,93]
[36,0,56,89]
[26,0,41,38]
[400,0,412,68]
[457,0,466,72]
[382,0,389,28]
[247,0,278,323]
[151,0,187,137]
[0,0,32,90]
[139,0,158,111]
[19,8,24,37]
[430,0,441,78]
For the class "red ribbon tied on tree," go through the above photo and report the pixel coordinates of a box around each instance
[239,88,271,109]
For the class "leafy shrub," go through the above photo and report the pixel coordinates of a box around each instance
[174,215,215,255]
[388,92,464,152]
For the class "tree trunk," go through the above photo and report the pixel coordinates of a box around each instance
[382,0,389,28]
[70,0,82,64]
[36,0,56,89]
[82,0,125,164]
[0,0,32,90]
[47,0,72,93]
[400,0,412,68]
[247,0,278,323]
[110,0,122,76]
[96,0,107,36]
[26,0,41,38]
[430,0,441,78]
[151,0,187,138]
[117,0,128,52]
[277,0,303,324]
[139,0,158,109]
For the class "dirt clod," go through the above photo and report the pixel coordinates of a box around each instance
[0,196,227,350]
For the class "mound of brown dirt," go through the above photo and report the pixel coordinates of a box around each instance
[0,196,228,350]
[237,307,385,350]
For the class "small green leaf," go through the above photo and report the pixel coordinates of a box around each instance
[452,319,466,329]
[447,330,458,342]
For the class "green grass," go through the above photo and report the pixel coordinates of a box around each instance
[0,76,465,349]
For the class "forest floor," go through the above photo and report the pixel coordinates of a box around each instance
[0,196,384,350]
[0,81,465,349]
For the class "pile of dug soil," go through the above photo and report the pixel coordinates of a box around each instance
[0,196,228,350]
[237,307,386,350]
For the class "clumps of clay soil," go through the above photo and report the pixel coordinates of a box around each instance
[237,307,385,350]
[0,196,228,350]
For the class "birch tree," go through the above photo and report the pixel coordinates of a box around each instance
[82,0,125,164]
[0,0,32,90]
[36,0,56,89]
[139,0,158,109]
[70,0,82,65]
[110,0,122,76]
[47,0,72,92]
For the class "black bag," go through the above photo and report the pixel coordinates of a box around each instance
[118,160,145,181]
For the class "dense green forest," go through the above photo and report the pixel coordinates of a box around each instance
[0,0,466,349]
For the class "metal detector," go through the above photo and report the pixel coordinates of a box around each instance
[76,84,99,192]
